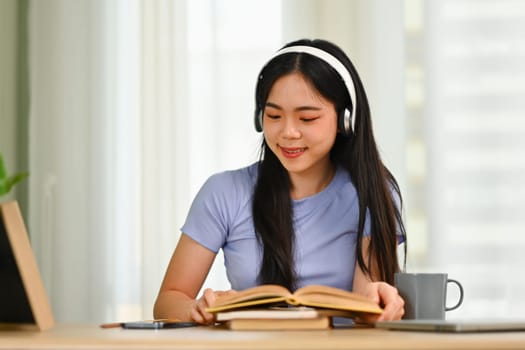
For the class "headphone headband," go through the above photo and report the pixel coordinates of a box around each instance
[264,45,357,134]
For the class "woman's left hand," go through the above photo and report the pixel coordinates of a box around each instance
[359,281,405,322]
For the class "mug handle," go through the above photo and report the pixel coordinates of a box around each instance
[445,279,464,311]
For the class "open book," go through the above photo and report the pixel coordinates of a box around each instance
[206,284,383,316]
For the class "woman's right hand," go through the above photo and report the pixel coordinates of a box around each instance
[154,234,237,324]
[190,288,237,324]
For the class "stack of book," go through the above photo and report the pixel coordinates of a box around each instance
[206,284,383,330]
[216,307,332,330]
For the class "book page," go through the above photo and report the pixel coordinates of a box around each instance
[214,284,291,305]
[207,284,292,313]
[292,285,382,314]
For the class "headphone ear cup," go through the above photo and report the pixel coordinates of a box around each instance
[254,108,263,132]
[338,108,352,137]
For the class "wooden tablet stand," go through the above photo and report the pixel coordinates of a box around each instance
[0,201,55,331]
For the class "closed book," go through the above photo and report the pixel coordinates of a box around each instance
[216,307,320,322]
[225,316,331,330]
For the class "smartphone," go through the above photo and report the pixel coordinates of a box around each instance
[121,320,198,329]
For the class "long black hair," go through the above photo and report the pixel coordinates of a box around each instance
[252,39,406,291]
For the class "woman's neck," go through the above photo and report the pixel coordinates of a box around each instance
[289,162,336,200]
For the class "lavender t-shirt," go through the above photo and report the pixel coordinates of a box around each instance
[181,162,371,292]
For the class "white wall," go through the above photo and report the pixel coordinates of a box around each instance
[0,0,18,200]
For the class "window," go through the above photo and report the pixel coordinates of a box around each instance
[406,0,525,318]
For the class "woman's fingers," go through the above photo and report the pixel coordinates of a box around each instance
[375,283,405,321]
[190,288,237,325]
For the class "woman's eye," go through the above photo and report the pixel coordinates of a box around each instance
[266,114,280,120]
[301,117,319,123]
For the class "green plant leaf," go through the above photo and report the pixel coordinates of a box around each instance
[0,152,29,197]
[0,176,23,196]
[5,172,29,193]
[0,181,7,196]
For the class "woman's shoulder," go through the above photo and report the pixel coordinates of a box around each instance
[209,162,258,181]
[204,162,259,191]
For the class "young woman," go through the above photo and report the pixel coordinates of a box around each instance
[154,39,407,324]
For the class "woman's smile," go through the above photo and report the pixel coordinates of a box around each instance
[280,146,307,158]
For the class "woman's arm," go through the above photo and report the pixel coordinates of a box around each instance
[352,237,405,321]
[153,234,233,324]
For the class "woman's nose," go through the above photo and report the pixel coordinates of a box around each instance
[282,119,301,138]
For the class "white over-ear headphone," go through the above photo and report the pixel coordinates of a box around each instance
[254,45,357,136]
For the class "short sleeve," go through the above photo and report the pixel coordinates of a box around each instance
[181,173,235,253]
[363,183,405,244]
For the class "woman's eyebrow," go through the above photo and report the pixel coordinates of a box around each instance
[265,102,322,112]
[265,102,283,110]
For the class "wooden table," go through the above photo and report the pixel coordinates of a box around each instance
[1,324,525,350]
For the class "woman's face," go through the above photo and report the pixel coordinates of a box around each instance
[263,72,338,179]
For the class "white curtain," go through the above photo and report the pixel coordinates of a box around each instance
[28,0,283,323]
[29,0,141,322]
